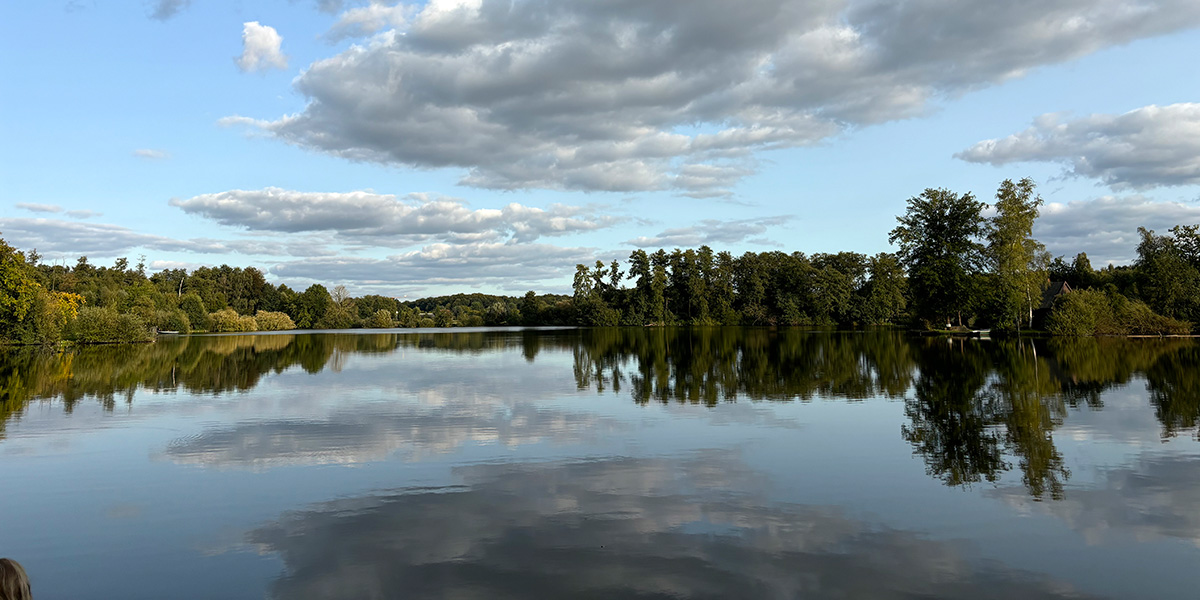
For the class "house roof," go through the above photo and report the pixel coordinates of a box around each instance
[1039,281,1072,310]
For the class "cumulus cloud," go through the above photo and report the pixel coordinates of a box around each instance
[1034,196,1200,265]
[237,21,288,72]
[170,187,623,244]
[326,1,411,41]
[269,242,598,291]
[625,216,792,247]
[0,217,318,259]
[958,104,1200,190]
[228,0,1200,196]
[133,148,170,160]
[149,0,190,20]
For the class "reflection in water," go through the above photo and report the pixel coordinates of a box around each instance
[990,453,1200,547]
[164,401,621,469]
[3,329,1200,500]
[246,453,1101,600]
[569,329,1198,500]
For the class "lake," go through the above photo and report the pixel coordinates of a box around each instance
[2,328,1199,599]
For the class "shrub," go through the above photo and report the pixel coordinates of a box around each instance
[363,309,394,329]
[1113,297,1192,335]
[1047,290,1192,336]
[255,310,296,331]
[67,306,153,343]
[152,309,191,333]
[315,305,355,329]
[209,308,258,332]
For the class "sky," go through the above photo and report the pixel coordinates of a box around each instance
[2,0,1199,298]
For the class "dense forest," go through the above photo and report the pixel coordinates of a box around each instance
[2,178,1198,344]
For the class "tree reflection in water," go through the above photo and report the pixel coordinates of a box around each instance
[2,328,1198,500]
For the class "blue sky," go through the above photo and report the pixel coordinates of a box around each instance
[2,0,1199,297]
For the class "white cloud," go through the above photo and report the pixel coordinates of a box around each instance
[957,104,1200,190]
[625,216,792,247]
[133,148,171,160]
[170,187,624,244]
[237,21,288,73]
[0,217,320,260]
[12,204,101,219]
[228,0,1200,196]
[327,1,411,41]
[1034,195,1200,265]
[15,203,62,214]
[269,241,598,292]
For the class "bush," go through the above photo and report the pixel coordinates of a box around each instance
[1047,290,1192,336]
[363,309,394,328]
[209,308,258,332]
[255,310,296,331]
[315,305,355,329]
[152,309,191,333]
[1046,290,1110,336]
[1113,297,1192,335]
[67,306,153,343]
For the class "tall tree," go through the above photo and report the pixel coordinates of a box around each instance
[1136,226,1200,325]
[861,252,908,325]
[986,178,1050,330]
[889,188,986,327]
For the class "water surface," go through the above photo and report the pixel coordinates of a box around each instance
[2,328,1199,599]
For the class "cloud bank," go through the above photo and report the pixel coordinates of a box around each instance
[1034,195,1200,264]
[170,187,623,244]
[0,217,315,260]
[958,103,1200,190]
[229,0,1200,196]
[626,216,791,247]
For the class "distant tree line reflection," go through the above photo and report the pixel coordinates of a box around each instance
[2,328,1197,499]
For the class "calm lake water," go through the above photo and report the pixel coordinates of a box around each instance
[2,328,1199,599]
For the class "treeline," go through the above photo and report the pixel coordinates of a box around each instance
[570,178,1197,334]
[0,240,571,344]
[3,177,1199,344]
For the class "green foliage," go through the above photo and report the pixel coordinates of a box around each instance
[255,311,297,331]
[432,307,455,327]
[1046,289,1191,336]
[209,308,258,332]
[986,178,1050,331]
[295,285,332,328]
[1135,226,1200,328]
[0,236,40,340]
[66,306,153,343]
[179,293,210,331]
[363,309,394,329]
[1045,289,1111,336]
[151,309,191,333]
[861,253,908,325]
[889,188,986,327]
[315,304,355,329]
